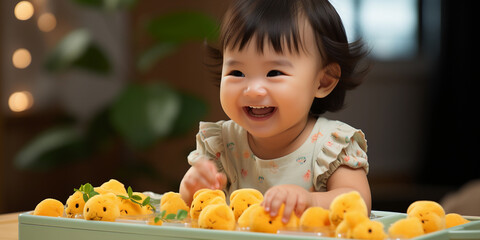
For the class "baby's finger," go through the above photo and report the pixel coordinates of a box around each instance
[294,196,308,217]
[215,173,227,189]
[194,160,217,187]
[282,194,296,223]
[261,189,275,212]
[269,190,287,217]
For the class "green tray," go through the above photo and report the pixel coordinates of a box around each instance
[18,210,479,240]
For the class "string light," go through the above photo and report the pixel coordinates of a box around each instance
[14,1,34,21]
[8,91,34,112]
[38,12,56,32]
[12,48,32,69]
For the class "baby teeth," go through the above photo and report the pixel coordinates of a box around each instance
[249,106,268,109]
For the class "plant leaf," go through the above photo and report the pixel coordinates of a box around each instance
[72,44,111,75]
[137,42,177,73]
[165,213,176,220]
[14,125,90,170]
[45,29,90,72]
[44,29,110,74]
[169,92,208,136]
[110,83,181,149]
[147,11,218,43]
[73,0,137,10]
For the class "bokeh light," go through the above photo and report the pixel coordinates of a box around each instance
[12,48,32,69]
[14,1,34,21]
[38,12,56,32]
[8,91,34,112]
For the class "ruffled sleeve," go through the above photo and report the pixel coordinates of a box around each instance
[313,122,369,191]
[187,121,226,172]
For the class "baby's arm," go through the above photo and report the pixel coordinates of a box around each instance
[179,159,227,205]
[261,165,371,223]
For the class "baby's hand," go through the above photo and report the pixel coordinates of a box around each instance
[180,159,227,204]
[261,184,312,223]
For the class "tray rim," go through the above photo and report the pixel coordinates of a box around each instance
[18,210,480,240]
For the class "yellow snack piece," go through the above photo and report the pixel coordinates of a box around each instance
[329,191,368,227]
[388,217,424,239]
[33,198,64,217]
[198,204,235,230]
[190,189,226,220]
[160,192,189,216]
[445,213,470,228]
[65,191,85,218]
[83,193,120,222]
[229,188,263,221]
[407,200,446,233]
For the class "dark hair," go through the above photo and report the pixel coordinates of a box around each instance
[207,0,369,115]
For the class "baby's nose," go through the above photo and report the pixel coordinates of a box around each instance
[244,79,267,97]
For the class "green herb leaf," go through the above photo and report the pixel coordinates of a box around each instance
[117,195,128,199]
[116,186,155,213]
[127,186,133,197]
[165,213,176,220]
[84,183,93,193]
[142,196,151,206]
[131,195,142,201]
[89,191,99,198]
[176,209,188,220]
[74,183,99,202]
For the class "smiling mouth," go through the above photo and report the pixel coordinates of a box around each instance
[244,106,276,119]
[87,214,103,221]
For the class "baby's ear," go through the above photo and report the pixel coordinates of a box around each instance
[315,63,341,98]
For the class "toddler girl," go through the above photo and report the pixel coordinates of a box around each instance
[180,0,371,223]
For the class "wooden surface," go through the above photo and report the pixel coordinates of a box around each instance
[0,212,20,240]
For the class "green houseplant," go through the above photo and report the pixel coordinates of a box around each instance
[14,0,218,171]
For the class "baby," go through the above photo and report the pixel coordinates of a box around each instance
[180,0,371,223]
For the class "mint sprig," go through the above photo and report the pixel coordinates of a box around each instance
[74,183,99,202]
[117,186,156,212]
[154,209,188,223]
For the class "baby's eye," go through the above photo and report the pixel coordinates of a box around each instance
[266,70,285,77]
[228,70,245,77]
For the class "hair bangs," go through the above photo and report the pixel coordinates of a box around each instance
[220,0,305,55]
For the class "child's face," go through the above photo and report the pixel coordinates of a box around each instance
[220,23,325,140]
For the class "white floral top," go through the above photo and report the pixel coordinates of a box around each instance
[187,117,369,197]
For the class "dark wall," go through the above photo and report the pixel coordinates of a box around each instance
[421,1,478,186]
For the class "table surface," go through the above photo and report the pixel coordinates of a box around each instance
[0,212,20,240]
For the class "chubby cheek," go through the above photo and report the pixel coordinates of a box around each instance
[276,86,313,117]
[219,81,240,120]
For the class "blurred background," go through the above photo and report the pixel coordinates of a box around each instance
[0,0,477,215]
